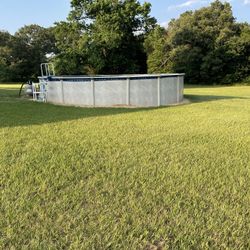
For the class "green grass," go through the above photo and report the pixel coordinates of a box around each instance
[0,84,250,249]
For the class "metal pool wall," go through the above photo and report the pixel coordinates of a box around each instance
[39,74,184,107]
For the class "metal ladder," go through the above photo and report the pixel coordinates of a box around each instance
[40,63,55,77]
[32,80,47,102]
[33,63,55,102]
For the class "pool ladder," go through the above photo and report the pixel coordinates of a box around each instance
[33,63,55,102]
[40,63,55,77]
[32,80,47,102]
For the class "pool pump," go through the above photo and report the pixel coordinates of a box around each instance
[19,80,33,97]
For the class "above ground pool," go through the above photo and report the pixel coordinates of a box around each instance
[38,74,184,107]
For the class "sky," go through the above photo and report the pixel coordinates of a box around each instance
[0,0,249,34]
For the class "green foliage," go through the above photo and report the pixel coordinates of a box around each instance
[1,84,250,248]
[54,0,156,75]
[0,0,249,84]
[144,25,168,73]
[0,25,56,82]
[12,25,56,81]
[145,0,250,84]
[53,22,86,75]
[0,31,13,82]
[224,23,250,83]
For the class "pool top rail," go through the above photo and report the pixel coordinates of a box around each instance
[38,73,185,82]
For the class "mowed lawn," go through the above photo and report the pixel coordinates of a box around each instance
[0,84,250,249]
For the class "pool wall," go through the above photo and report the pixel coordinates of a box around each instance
[39,74,184,107]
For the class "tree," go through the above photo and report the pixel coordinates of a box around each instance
[224,23,250,82]
[54,0,156,75]
[144,25,169,74]
[53,22,87,75]
[0,31,14,82]
[145,0,250,84]
[11,25,56,81]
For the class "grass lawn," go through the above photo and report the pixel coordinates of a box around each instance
[0,83,250,249]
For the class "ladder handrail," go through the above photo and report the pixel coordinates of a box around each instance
[40,63,55,77]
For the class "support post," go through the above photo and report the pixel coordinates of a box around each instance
[177,76,180,103]
[92,79,95,107]
[127,78,130,106]
[61,80,65,104]
[157,76,161,107]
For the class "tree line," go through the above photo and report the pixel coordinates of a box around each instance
[0,0,249,84]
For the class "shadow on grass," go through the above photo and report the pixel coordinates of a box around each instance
[0,88,157,128]
[1,87,249,129]
[185,94,249,103]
